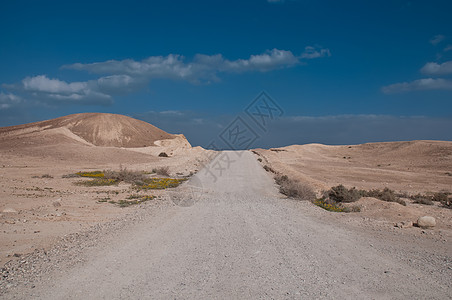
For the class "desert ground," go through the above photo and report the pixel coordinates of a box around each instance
[0,113,451,298]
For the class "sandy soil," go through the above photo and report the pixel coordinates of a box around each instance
[2,151,451,299]
[0,114,213,268]
[253,140,452,233]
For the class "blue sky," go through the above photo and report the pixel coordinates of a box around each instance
[1,0,451,148]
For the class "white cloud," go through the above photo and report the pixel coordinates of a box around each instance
[444,45,452,52]
[301,46,331,59]
[63,48,329,82]
[382,78,452,93]
[430,34,445,46]
[221,49,300,72]
[421,61,452,76]
[4,48,331,106]
[19,75,112,105]
[0,92,21,109]
[22,75,88,94]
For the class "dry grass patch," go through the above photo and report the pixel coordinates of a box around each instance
[274,175,315,200]
[153,166,170,177]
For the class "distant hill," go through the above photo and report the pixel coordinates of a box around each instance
[0,113,175,148]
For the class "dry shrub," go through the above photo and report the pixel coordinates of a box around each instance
[158,152,169,157]
[155,166,170,177]
[328,185,361,203]
[364,188,406,206]
[104,167,146,184]
[275,175,315,200]
[263,165,276,173]
[432,192,448,202]
[411,193,434,205]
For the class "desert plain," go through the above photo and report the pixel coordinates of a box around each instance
[0,113,451,298]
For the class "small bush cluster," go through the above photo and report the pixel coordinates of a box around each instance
[405,192,451,208]
[410,193,434,205]
[362,188,406,206]
[274,175,315,200]
[328,185,361,203]
[158,152,169,157]
[263,165,276,173]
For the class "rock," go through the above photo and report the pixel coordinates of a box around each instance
[52,200,61,207]
[417,216,436,229]
[2,208,18,213]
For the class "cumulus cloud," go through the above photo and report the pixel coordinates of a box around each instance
[63,48,329,83]
[0,92,21,109]
[301,46,331,59]
[430,34,445,46]
[382,78,452,93]
[4,48,330,105]
[14,75,113,105]
[421,61,452,76]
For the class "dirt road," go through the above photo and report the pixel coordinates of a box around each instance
[10,151,452,299]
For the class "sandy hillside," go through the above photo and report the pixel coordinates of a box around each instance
[0,113,213,267]
[254,140,452,231]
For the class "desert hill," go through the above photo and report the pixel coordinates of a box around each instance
[0,113,175,148]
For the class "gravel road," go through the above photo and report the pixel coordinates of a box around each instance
[4,151,452,299]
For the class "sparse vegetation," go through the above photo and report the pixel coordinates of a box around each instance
[263,165,276,173]
[154,166,170,177]
[75,178,118,187]
[109,195,156,207]
[258,158,262,162]
[135,178,186,190]
[432,192,448,203]
[328,185,360,203]
[103,168,146,184]
[362,188,406,206]
[76,171,105,178]
[32,174,53,179]
[274,175,315,200]
[313,198,346,212]
[411,193,434,205]
[251,150,260,156]
[270,149,287,152]
[97,197,110,203]
[158,152,169,157]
